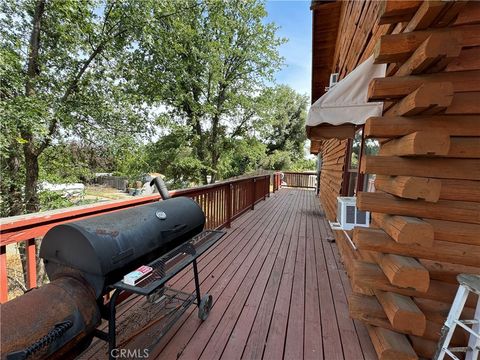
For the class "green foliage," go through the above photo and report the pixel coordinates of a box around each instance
[256,85,308,161]
[351,131,379,168]
[133,0,285,183]
[1,0,156,214]
[218,137,267,179]
[141,126,209,188]
[38,190,73,211]
[39,143,95,183]
[1,0,312,216]
[289,158,316,172]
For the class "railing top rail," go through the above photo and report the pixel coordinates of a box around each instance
[0,172,281,302]
[0,174,276,245]
[282,171,317,175]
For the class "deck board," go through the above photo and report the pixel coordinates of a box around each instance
[80,188,375,360]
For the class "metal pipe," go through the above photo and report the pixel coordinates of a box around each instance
[150,176,171,200]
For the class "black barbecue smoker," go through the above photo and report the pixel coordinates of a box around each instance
[2,177,225,360]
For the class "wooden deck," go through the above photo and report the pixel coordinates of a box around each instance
[80,188,376,360]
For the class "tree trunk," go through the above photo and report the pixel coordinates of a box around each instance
[23,146,40,213]
[21,0,45,214]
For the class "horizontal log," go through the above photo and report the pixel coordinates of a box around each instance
[395,33,461,76]
[374,176,441,202]
[354,227,480,267]
[445,92,480,114]
[437,179,480,202]
[349,294,468,345]
[352,260,478,307]
[367,325,418,360]
[432,1,468,28]
[385,83,454,117]
[350,293,400,329]
[420,259,480,284]
[368,70,480,100]
[307,124,356,140]
[376,253,430,292]
[409,336,436,359]
[374,25,480,64]
[414,297,476,323]
[379,1,422,25]
[364,115,480,138]
[358,192,480,224]
[425,218,480,246]
[404,1,448,32]
[361,156,480,180]
[447,137,480,158]
[446,47,480,73]
[379,132,450,157]
[376,137,480,160]
[372,212,434,246]
[454,1,480,26]
[376,290,426,336]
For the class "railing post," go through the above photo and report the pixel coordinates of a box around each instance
[0,245,7,303]
[26,239,37,289]
[264,176,268,199]
[251,178,256,210]
[226,184,232,228]
[232,184,237,219]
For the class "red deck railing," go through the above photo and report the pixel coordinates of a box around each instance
[0,173,283,303]
[282,171,317,188]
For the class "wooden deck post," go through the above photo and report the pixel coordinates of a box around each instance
[251,178,256,210]
[0,245,7,303]
[26,239,37,290]
[264,176,268,199]
[226,184,232,228]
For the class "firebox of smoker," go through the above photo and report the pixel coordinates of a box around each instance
[2,177,225,360]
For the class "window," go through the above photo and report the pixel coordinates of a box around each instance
[341,127,378,196]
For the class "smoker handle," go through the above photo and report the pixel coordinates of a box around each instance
[161,224,188,236]
[6,321,73,360]
[150,176,171,200]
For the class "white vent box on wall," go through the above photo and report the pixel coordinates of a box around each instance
[329,196,370,231]
[324,73,339,92]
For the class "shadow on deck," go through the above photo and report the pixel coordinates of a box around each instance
[80,188,375,360]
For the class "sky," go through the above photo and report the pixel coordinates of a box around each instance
[265,1,312,98]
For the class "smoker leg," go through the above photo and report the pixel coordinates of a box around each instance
[192,259,213,320]
[192,259,202,306]
[108,290,120,360]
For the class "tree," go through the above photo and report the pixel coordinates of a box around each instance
[0,0,157,215]
[256,85,309,161]
[133,0,284,183]
[218,137,267,179]
[142,126,209,188]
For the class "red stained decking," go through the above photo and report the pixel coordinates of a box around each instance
[80,188,375,360]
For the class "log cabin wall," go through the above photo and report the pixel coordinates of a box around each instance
[312,1,480,359]
[314,1,391,222]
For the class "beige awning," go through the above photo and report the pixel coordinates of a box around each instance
[307,55,386,130]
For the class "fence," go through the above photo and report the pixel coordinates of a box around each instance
[96,176,129,191]
[282,171,317,188]
[0,173,283,302]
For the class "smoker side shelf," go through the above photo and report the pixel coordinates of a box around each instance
[111,230,225,296]
[98,229,225,360]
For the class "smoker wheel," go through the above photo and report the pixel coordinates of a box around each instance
[198,294,213,321]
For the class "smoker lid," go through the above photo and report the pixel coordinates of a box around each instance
[40,197,205,277]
